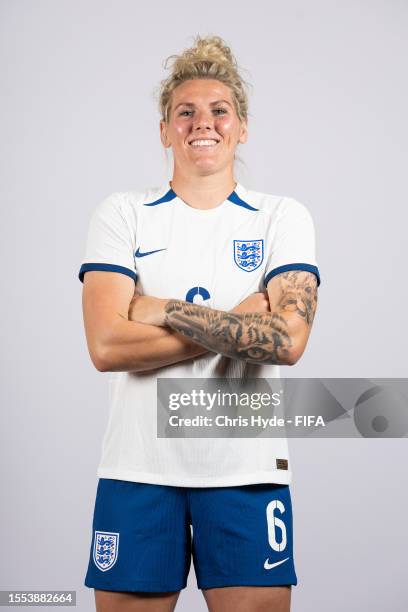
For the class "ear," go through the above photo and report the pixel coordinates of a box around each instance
[160,120,171,148]
[238,119,248,145]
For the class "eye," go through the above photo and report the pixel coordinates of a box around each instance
[178,108,228,117]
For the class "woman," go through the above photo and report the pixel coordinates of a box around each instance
[79,35,320,612]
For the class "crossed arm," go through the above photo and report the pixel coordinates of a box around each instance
[81,270,318,372]
[169,271,317,364]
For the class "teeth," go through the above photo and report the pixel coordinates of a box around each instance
[190,139,219,146]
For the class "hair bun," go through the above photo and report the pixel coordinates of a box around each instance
[157,34,251,124]
[182,35,236,67]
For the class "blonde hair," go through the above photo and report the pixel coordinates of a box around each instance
[157,34,251,124]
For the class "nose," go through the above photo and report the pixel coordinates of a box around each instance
[192,109,214,131]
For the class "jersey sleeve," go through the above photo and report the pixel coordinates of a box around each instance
[78,192,137,283]
[263,197,320,288]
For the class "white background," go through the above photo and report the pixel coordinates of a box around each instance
[1,0,407,610]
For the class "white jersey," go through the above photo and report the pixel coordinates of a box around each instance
[78,181,320,487]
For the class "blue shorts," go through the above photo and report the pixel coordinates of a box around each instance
[84,478,298,592]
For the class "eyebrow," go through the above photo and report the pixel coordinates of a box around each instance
[174,99,232,110]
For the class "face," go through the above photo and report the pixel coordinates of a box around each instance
[160,79,248,176]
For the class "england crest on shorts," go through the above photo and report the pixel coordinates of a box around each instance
[233,239,264,272]
[93,530,119,571]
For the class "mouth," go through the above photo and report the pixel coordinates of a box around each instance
[188,138,221,149]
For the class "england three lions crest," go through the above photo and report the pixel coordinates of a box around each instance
[234,239,264,272]
[93,531,119,571]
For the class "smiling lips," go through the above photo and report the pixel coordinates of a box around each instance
[189,138,220,148]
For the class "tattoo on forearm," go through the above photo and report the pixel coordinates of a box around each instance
[164,303,291,364]
[163,271,318,365]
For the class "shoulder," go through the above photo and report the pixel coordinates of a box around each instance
[241,184,311,218]
[276,197,315,226]
[240,185,315,232]
[237,184,283,214]
[92,183,169,221]
[126,183,170,208]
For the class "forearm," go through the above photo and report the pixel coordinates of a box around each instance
[163,300,295,366]
[96,290,272,372]
[97,318,209,372]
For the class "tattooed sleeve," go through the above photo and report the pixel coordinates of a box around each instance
[164,270,318,365]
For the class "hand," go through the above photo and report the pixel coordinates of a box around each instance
[128,292,168,326]
[231,291,270,314]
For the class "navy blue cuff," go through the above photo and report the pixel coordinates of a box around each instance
[264,263,320,288]
[78,263,137,283]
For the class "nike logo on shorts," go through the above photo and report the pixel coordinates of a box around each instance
[263,556,290,570]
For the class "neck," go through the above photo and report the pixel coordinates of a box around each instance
[169,168,237,210]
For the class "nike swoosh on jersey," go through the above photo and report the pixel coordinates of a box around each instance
[135,247,167,258]
[263,557,290,570]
